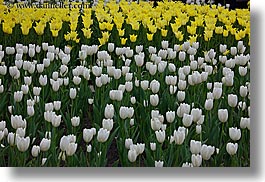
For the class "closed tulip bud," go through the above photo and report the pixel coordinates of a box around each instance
[108,43,114,52]
[182,113,193,127]
[135,45,143,53]
[140,80,149,90]
[204,99,213,110]
[150,94,159,107]
[66,143,77,156]
[27,106,35,116]
[151,118,162,131]
[33,87,41,96]
[220,44,227,53]
[201,144,215,160]
[31,145,40,157]
[213,87,222,99]
[150,80,160,94]
[51,115,61,127]
[191,154,202,167]
[0,65,7,75]
[228,94,238,107]
[155,160,164,167]
[87,144,92,153]
[125,138,133,149]
[239,66,247,76]
[240,86,248,97]
[128,149,137,162]
[155,130,165,143]
[21,85,29,95]
[71,116,80,127]
[174,129,185,145]
[196,125,202,134]
[73,76,81,85]
[39,75,47,86]
[226,142,238,155]
[230,47,237,56]
[102,119,113,131]
[7,132,15,146]
[190,140,201,154]
[14,91,23,102]
[150,142,156,151]
[53,101,61,111]
[191,108,202,122]
[125,81,133,92]
[97,128,110,143]
[16,136,30,152]
[177,91,185,102]
[218,109,228,123]
[40,138,51,152]
[178,80,187,91]
[158,61,167,73]
[130,97,136,104]
[179,51,186,61]
[69,88,77,99]
[134,54,144,67]
[229,127,241,141]
[207,83,212,90]
[166,111,175,123]
[83,128,95,143]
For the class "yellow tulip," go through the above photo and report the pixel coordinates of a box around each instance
[147,33,154,41]
[102,31,110,40]
[174,31,183,41]
[21,27,30,36]
[121,38,127,45]
[105,22,114,31]
[98,38,107,45]
[161,29,168,37]
[51,29,59,37]
[223,30,229,37]
[82,28,93,39]
[215,26,224,34]
[118,29,125,37]
[64,34,71,41]
[130,34,137,42]
[187,26,197,35]
[131,22,140,31]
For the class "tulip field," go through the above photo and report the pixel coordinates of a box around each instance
[0,0,250,167]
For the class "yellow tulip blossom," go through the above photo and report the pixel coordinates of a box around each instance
[105,22,114,31]
[187,26,197,35]
[215,26,224,34]
[82,28,93,39]
[121,38,127,45]
[223,30,229,37]
[147,33,154,41]
[174,31,184,42]
[98,38,107,46]
[102,31,110,40]
[130,34,137,43]
[51,29,59,37]
[118,29,125,37]
[161,29,168,37]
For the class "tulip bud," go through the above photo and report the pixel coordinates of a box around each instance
[97,128,110,143]
[27,106,35,116]
[191,108,202,123]
[69,88,77,99]
[190,140,201,154]
[40,138,51,152]
[201,144,215,160]
[87,144,92,153]
[155,130,165,143]
[150,80,160,94]
[240,86,248,97]
[125,138,133,149]
[155,160,164,167]
[150,94,159,107]
[182,113,193,127]
[166,111,175,123]
[218,109,228,123]
[140,80,149,90]
[150,142,156,151]
[71,116,80,127]
[128,149,137,162]
[14,91,23,102]
[229,127,241,141]
[151,118,162,131]
[108,43,115,52]
[226,142,238,155]
[102,119,113,131]
[31,145,40,157]
[16,136,30,152]
[191,154,202,167]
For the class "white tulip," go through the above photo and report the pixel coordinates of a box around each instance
[45,103,54,111]
[229,127,241,141]
[158,61,167,73]
[173,129,185,145]
[179,51,186,61]
[150,80,160,94]
[31,145,40,157]
[40,138,51,152]
[182,162,193,167]
[51,115,61,127]
[201,144,215,160]
[226,142,238,155]
[125,138,133,149]
[125,81,133,92]
[191,108,202,122]
[21,84,29,95]
[140,80,149,90]
[128,149,137,162]
[0,121,6,131]
[178,80,186,90]
[66,143,77,156]
[83,128,95,143]
[191,154,202,167]
[71,116,80,127]
[196,125,202,134]
[97,128,110,143]
[177,103,191,118]
[14,91,23,102]
[204,99,213,111]
[230,47,237,56]
[16,136,30,152]
[155,130,165,143]
[136,45,143,53]
[240,86,248,97]
[218,109,228,123]
[151,118,162,131]
[134,54,144,67]
[190,140,201,154]
[182,113,193,127]
[27,106,35,116]
[150,142,156,151]
[53,101,61,111]
[166,111,175,123]
[69,88,77,99]
[102,119,113,131]
[87,145,92,153]
[213,87,222,99]
[228,94,238,108]
[155,160,164,167]
[130,97,136,104]
[108,43,114,52]
[150,94,159,107]
[240,117,250,130]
